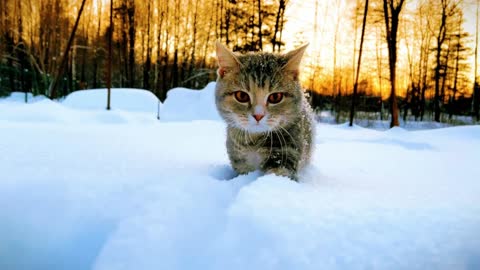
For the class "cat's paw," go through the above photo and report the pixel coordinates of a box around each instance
[264,167,297,181]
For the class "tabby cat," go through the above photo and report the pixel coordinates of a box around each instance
[215,42,314,181]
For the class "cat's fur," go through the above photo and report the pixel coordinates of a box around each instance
[214,42,314,180]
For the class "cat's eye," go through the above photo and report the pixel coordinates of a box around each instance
[268,92,284,104]
[234,91,250,103]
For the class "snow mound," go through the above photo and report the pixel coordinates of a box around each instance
[63,88,161,113]
[0,90,158,125]
[161,82,221,121]
[1,93,480,269]
[0,92,48,103]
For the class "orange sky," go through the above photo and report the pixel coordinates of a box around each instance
[283,0,479,97]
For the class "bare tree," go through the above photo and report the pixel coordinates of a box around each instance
[416,0,434,121]
[383,0,405,127]
[332,0,342,101]
[374,21,385,120]
[92,0,102,89]
[272,0,287,52]
[107,0,113,110]
[257,0,263,50]
[143,0,152,90]
[128,0,136,87]
[474,0,479,120]
[432,0,461,122]
[48,0,87,99]
[349,0,369,126]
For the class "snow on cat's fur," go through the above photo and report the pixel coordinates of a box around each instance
[215,42,314,180]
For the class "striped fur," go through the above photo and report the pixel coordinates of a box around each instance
[215,42,314,180]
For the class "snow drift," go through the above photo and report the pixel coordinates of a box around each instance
[161,82,221,121]
[0,83,479,270]
[63,88,161,113]
[0,92,48,103]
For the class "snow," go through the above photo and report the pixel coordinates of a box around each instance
[161,82,221,121]
[315,110,455,130]
[0,89,161,125]
[1,83,480,270]
[63,88,161,113]
[0,92,48,103]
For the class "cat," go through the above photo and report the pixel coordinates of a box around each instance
[214,41,314,181]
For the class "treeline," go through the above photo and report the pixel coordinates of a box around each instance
[0,0,288,101]
[306,0,479,123]
[0,0,479,123]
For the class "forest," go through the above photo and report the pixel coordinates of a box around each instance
[0,0,479,126]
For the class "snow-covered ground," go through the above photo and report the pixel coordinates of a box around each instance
[1,85,479,270]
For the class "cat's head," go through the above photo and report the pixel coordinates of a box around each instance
[215,42,308,134]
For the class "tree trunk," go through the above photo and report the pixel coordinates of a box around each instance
[127,0,135,87]
[143,0,152,90]
[48,0,87,99]
[474,82,480,120]
[93,0,102,89]
[257,0,263,50]
[189,0,199,85]
[172,0,180,88]
[474,0,479,121]
[155,1,165,96]
[434,0,449,122]
[107,0,113,110]
[383,0,404,128]
[161,1,170,100]
[272,0,286,52]
[450,26,461,119]
[349,0,369,127]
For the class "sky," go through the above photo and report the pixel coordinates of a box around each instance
[283,0,479,96]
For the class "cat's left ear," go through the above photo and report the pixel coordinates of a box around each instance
[283,43,309,80]
[215,41,241,78]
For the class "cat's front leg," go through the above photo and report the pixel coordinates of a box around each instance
[261,150,298,181]
[264,167,297,181]
[230,157,257,175]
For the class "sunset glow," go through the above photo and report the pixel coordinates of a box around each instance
[1,0,478,119]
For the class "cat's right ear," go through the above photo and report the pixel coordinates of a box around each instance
[215,41,240,78]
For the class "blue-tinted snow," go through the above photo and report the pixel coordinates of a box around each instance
[0,83,479,270]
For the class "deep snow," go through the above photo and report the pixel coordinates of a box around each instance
[0,85,479,270]
[160,82,221,121]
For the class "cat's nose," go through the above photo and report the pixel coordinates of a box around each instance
[253,114,264,122]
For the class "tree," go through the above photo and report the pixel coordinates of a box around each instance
[272,0,288,52]
[107,0,113,110]
[383,0,405,127]
[432,0,461,122]
[447,12,470,119]
[349,0,369,126]
[415,0,434,121]
[142,0,152,90]
[473,0,479,121]
[92,0,103,89]
[127,0,135,87]
[474,81,480,120]
[48,0,87,99]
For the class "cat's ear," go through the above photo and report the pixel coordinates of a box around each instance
[283,43,308,80]
[215,41,241,78]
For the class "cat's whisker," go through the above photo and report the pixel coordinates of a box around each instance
[247,129,253,145]
[279,126,297,149]
[243,129,248,146]
[277,129,288,167]
[214,42,313,180]
[259,131,269,145]
[272,130,280,155]
[268,131,274,159]
[273,129,285,167]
